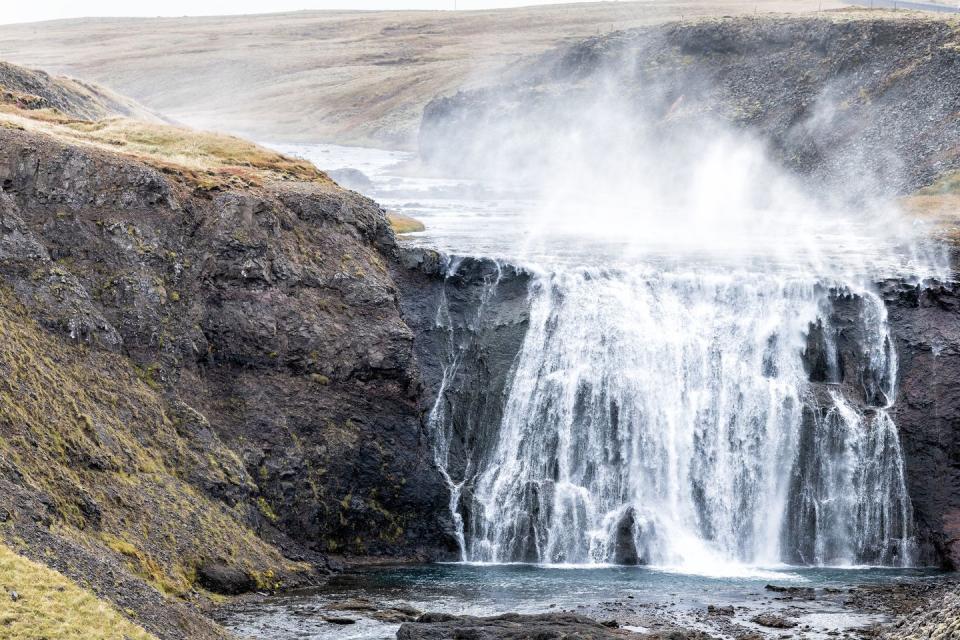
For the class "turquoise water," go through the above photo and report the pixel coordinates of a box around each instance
[218,563,947,640]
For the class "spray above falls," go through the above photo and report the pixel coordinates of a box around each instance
[415,36,947,571]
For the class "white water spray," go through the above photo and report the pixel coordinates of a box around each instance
[445,268,914,569]
[409,46,946,571]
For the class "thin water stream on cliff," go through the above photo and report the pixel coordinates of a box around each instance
[221,143,952,639]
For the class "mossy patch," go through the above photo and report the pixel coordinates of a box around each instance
[387,212,426,234]
[0,287,306,599]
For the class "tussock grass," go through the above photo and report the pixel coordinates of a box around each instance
[900,171,960,243]
[0,102,332,191]
[387,212,426,234]
[0,542,157,640]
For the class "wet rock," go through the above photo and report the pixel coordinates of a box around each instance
[613,508,641,565]
[323,616,357,625]
[707,605,735,616]
[196,563,256,596]
[394,250,531,548]
[751,613,797,629]
[397,612,633,639]
[764,585,815,599]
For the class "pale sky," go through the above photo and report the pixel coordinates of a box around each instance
[1,0,617,25]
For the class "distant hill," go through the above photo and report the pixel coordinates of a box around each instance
[0,1,845,149]
[0,60,161,122]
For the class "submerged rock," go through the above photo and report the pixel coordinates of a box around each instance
[397,612,634,639]
[328,597,377,612]
[764,585,815,599]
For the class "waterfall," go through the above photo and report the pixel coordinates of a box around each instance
[433,265,915,569]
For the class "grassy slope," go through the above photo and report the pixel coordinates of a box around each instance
[0,284,303,596]
[0,65,344,638]
[0,60,435,637]
[0,542,157,640]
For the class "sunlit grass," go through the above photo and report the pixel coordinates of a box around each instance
[0,542,157,640]
[388,212,426,234]
[0,101,332,190]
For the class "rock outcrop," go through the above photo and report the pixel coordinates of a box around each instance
[0,61,452,638]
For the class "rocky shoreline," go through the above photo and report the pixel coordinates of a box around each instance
[214,568,959,639]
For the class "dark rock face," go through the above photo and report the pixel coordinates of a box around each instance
[882,280,960,569]
[393,248,531,555]
[0,126,451,580]
[397,612,633,640]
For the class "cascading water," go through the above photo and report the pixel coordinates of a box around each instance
[382,55,944,571]
[430,265,917,570]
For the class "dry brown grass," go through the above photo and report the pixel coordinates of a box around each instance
[0,103,332,190]
[900,172,960,243]
[0,542,157,640]
[387,212,426,235]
